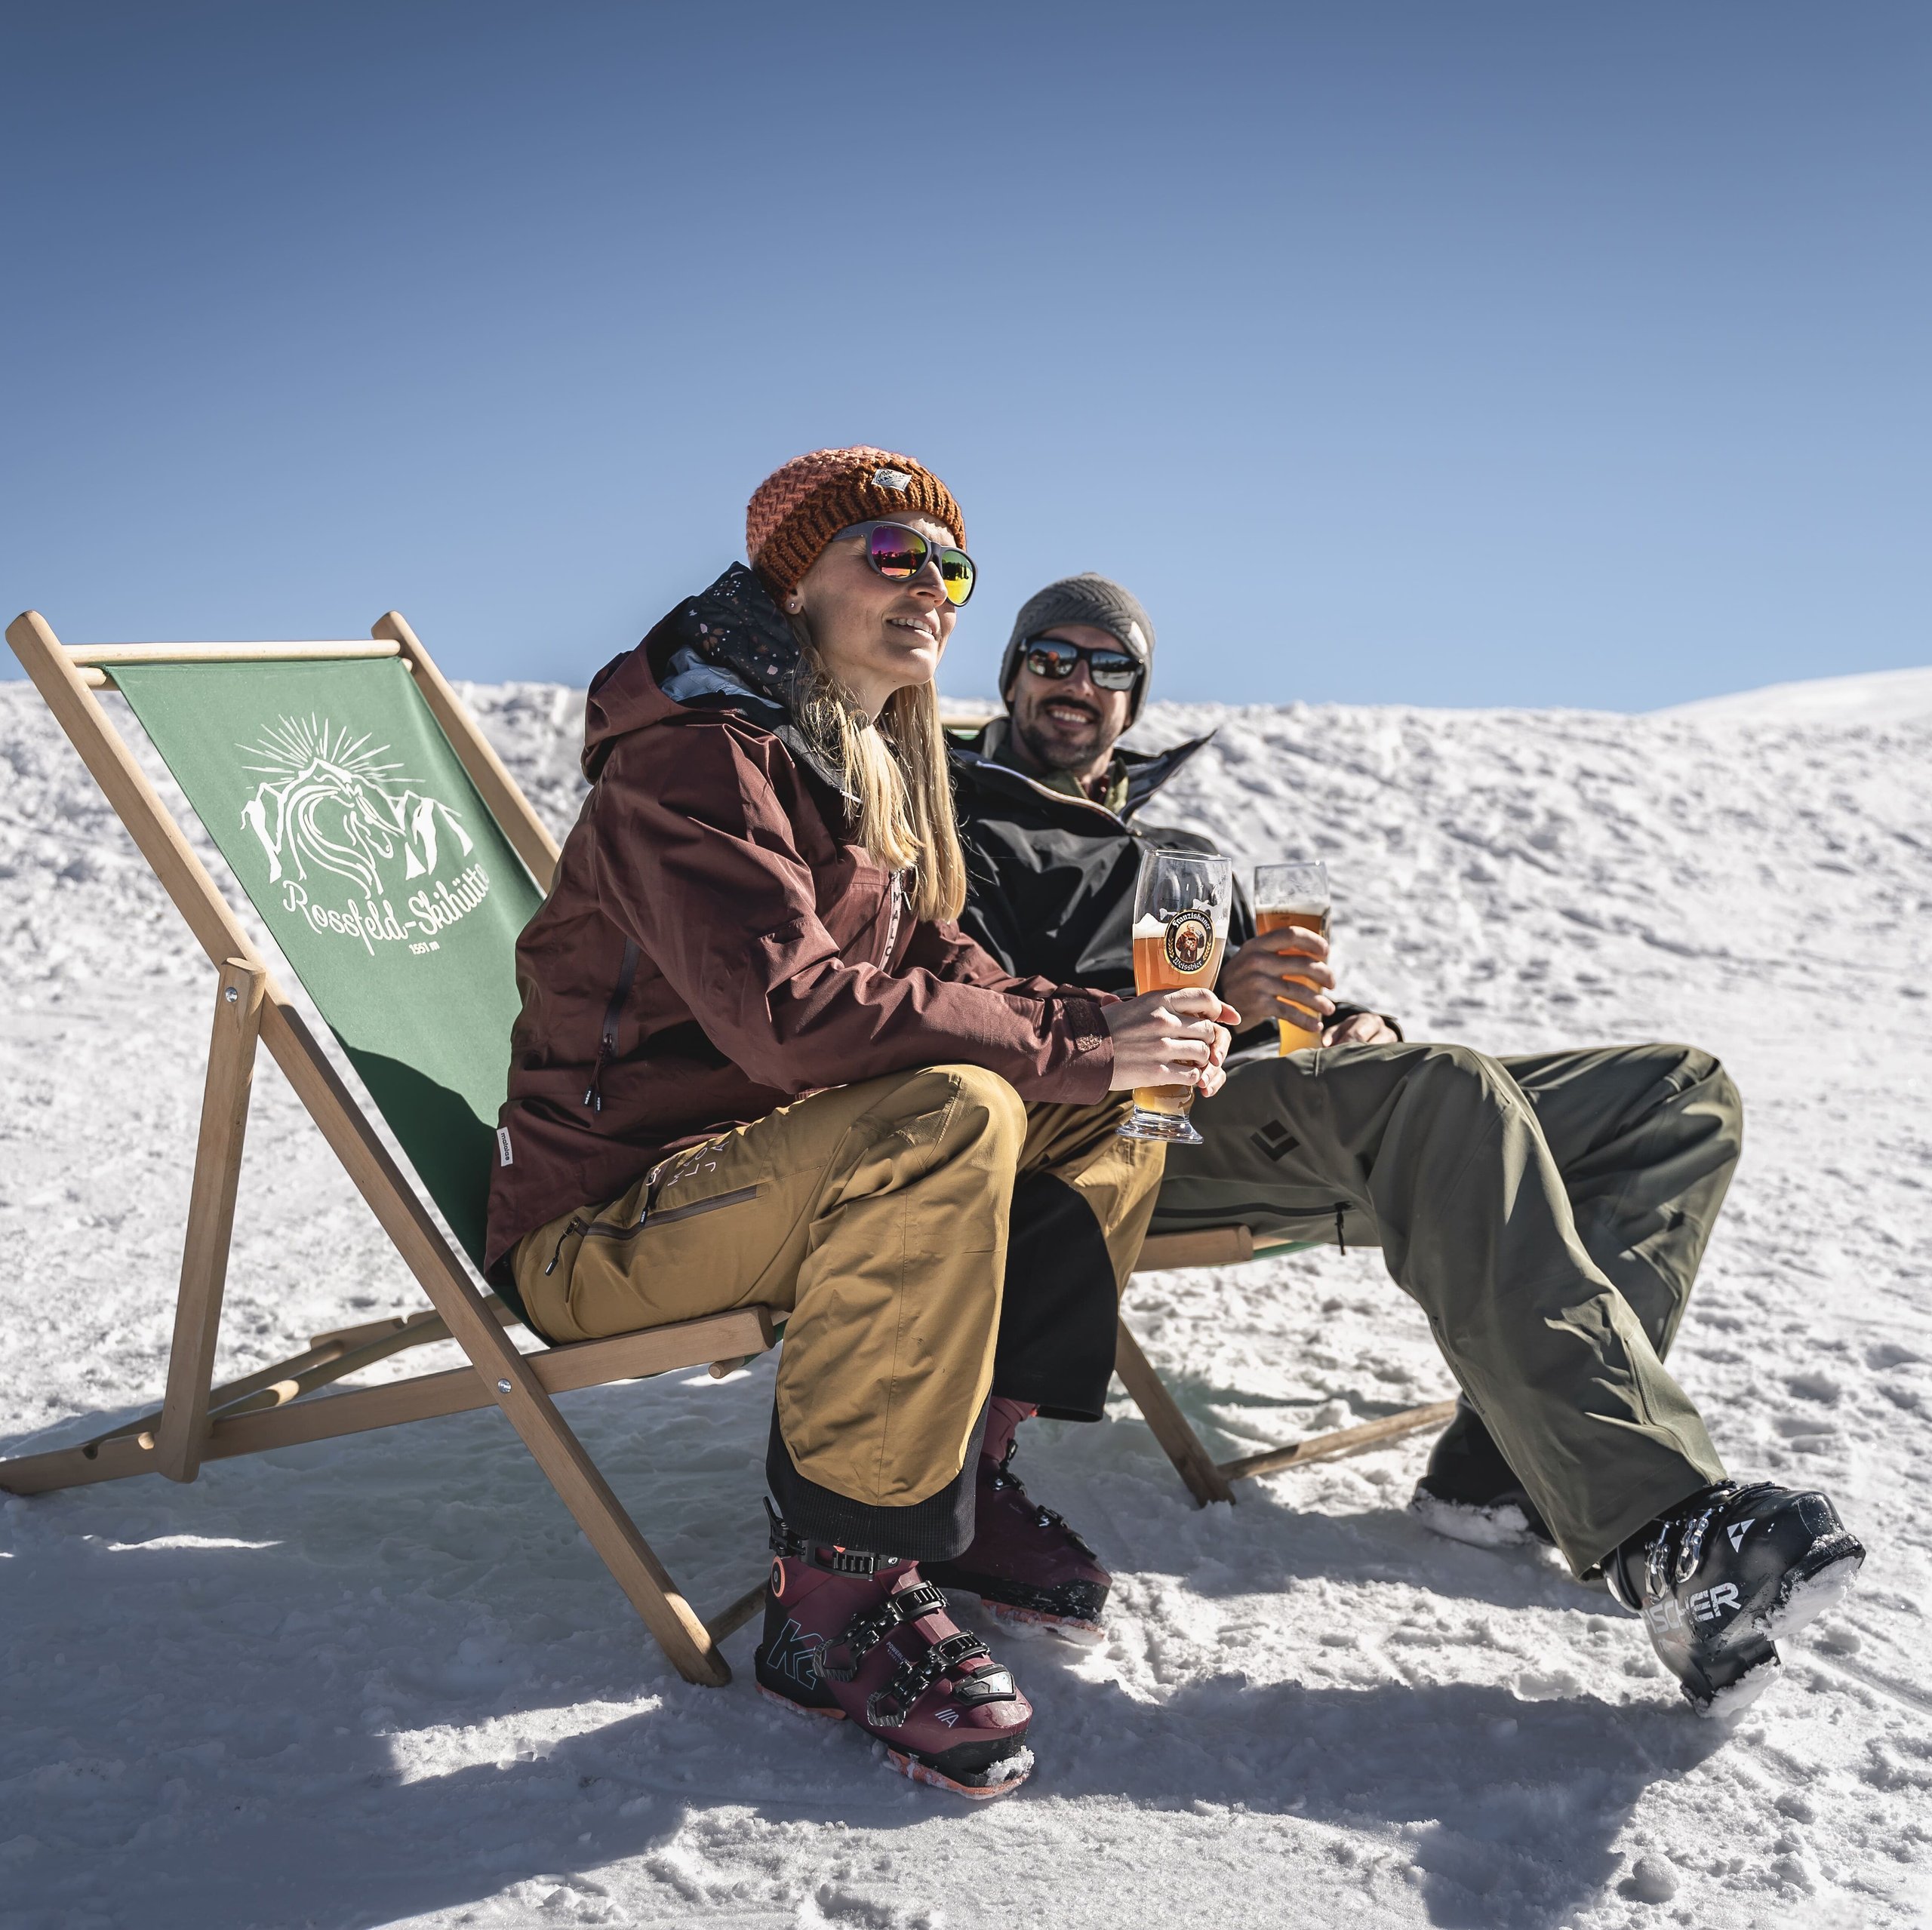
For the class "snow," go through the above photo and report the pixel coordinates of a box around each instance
[3,672,1930,1928]
[1657,663,1932,727]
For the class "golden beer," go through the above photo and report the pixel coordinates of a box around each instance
[1255,906,1330,1055]
[1253,861,1331,1059]
[1118,848,1234,1144]
[1131,917,1229,1115]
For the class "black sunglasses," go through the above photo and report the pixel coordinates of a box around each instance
[1020,635,1141,691]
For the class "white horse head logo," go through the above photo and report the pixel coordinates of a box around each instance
[238,715,473,899]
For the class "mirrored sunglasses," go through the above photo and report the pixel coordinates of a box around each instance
[1021,635,1141,691]
[837,521,976,606]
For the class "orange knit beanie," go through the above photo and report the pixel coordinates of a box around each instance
[746,447,965,598]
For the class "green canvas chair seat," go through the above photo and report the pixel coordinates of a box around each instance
[0,610,777,1686]
[109,653,536,1280]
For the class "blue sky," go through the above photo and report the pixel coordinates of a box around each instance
[5,4,1925,708]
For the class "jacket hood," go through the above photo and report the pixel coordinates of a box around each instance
[583,564,816,782]
[948,719,1216,825]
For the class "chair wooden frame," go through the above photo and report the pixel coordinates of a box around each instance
[1,609,775,1686]
[1,607,1445,1683]
[1121,1228,1454,1507]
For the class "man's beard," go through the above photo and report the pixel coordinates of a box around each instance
[1012,701,1105,773]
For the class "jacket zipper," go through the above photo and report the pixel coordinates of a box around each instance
[878,870,903,968]
[543,1182,761,1276]
[583,939,642,1114]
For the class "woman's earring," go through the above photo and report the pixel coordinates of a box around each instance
[787,598,803,613]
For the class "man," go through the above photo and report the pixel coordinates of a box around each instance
[943,571,1866,1719]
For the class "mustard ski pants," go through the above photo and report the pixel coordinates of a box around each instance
[514,1065,1161,1559]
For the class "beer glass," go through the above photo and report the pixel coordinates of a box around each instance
[1253,861,1331,1056]
[1118,847,1233,1144]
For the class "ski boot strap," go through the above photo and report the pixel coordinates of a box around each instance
[866,1630,1012,1731]
[989,1443,1098,1561]
[1606,1481,1739,1610]
[820,1580,954,1683]
[764,1498,903,1576]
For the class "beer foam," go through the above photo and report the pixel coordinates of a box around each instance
[1136,910,1223,938]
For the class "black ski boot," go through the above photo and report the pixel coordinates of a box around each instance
[1606,1480,1865,1717]
[1408,1397,1554,1550]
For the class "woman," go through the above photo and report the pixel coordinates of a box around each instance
[486,447,1233,1797]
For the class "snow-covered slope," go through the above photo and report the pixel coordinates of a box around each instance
[2,676,1927,1929]
[1659,662,1932,727]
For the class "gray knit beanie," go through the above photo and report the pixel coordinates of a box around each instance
[1000,573,1157,724]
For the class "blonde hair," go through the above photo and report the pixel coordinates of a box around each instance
[797,665,967,925]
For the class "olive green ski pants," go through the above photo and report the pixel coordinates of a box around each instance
[1153,1041,1742,1572]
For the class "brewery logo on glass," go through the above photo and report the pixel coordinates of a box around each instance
[1163,909,1214,975]
[235,715,494,958]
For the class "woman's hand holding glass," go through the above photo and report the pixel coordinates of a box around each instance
[1103,986,1237,1099]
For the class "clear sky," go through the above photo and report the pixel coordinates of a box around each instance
[5,3,1926,708]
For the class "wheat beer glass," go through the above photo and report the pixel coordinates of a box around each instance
[1118,847,1233,1144]
[1253,861,1331,1056]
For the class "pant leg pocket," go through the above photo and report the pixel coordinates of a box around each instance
[564,1170,768,1338]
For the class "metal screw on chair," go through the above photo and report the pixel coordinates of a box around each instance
[497,1379,512,1393]
[224,987,239,1003]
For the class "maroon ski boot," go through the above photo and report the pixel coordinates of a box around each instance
[924,1400,1112,1643]
[752,1507,1035,1799]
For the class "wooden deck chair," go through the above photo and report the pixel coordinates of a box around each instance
[0,609,782,1687]
[1121,1222,1454,1507]
[0,611,1442,1680]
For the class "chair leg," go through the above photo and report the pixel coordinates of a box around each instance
[1219,1399,1458,1482]
[239,994,734,1687]
[705,1581,770,1646]
[1114,1317,1235,1507]
[512,1400,734,1686]
[156,959,265,1483]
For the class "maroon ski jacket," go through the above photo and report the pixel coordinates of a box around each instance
[485,568,1118,1277]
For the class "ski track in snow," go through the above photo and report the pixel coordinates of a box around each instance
[2,675,1929,1929]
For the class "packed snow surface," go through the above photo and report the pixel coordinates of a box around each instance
[2,674,1929,1929]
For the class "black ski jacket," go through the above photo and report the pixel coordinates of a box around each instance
[946,721,1398,1046]
[946,725,1243,994]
